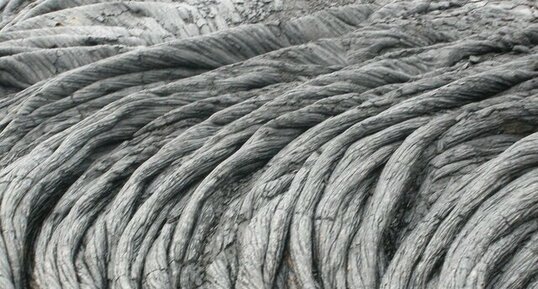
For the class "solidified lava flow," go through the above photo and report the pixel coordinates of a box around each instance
[0,0,537,288]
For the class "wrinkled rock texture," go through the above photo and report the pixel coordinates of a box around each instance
[0,0,537,288]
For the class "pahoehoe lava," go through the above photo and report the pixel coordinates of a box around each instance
[0,0,537,288]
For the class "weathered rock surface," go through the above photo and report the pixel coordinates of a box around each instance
[0,0,537,288]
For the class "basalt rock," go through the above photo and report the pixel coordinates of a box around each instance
[0,0,537,289]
